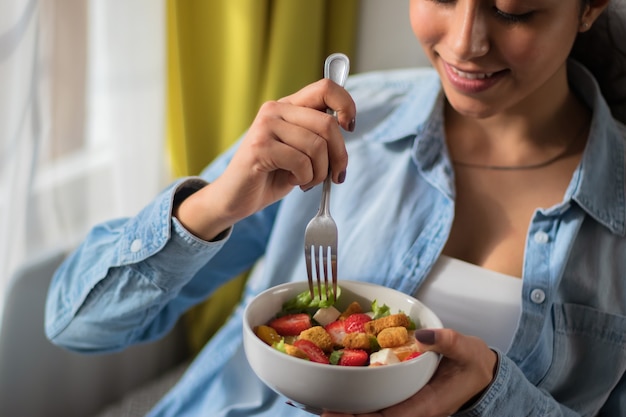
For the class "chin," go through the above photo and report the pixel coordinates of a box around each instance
[445,97,500,120]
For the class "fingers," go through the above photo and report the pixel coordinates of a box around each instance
[414,328,498,404]
[414,329,493,365]
[213,77,355,222]
[249,93,352,188]
[415,328,497,380]
[322,331,498,417]
[279,78,357,133]
[267,78,355,187]
[275,102,349,186]
[245,126,329,189]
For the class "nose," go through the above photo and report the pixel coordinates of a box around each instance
[448,4,489,60]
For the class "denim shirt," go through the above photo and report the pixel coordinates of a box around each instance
[46,61,626,417]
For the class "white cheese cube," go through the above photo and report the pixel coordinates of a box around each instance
[312,306,341,326]
[369,348,401,366]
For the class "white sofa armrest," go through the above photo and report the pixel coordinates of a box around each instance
[0,249,189,417]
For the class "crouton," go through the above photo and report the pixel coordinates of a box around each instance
[391,335,422,360]
[339,301,363,320]
[377,326,409,348]
[298,326,334,352]
[343,332,372,350]
[364,313,411,336]
[284,344,308,359]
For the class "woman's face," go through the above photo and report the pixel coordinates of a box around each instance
[410,0,584,119]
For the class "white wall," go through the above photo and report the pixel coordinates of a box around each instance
[354,0,430,73]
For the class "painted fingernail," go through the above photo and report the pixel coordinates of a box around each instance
[414,329,436,345]
[338,170,346,184]
[348,118,356,132]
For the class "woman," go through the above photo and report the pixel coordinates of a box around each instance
[46,0,626,416]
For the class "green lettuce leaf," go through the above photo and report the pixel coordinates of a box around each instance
[370,299,391,319]
[282,285,342,311]
[272,338,286,353]
[329,350,343,365]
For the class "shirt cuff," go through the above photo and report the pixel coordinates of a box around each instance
[128,177,232,291]
[452,349,506,417]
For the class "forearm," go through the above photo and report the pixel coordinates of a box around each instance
[44,180,230,353]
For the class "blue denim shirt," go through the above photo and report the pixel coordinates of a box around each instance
[46,61,626,417]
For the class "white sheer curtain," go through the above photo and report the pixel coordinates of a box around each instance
[0,0,167,317]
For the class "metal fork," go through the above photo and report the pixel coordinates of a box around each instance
[304,53,350,302]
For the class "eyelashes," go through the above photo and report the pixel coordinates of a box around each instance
[494,8,534,24]
[425,0,535,25]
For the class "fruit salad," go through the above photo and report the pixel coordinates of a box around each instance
[253,286,424,367]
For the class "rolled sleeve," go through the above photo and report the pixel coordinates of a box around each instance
[44,176,233,352]
[453,350,578,416]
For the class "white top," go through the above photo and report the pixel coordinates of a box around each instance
[415,255,523,352]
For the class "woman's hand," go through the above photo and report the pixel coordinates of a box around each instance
[322,328,498,417]
[175,78,356,240]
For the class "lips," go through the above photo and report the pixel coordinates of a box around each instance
[449,65,495,80]
[443,61,506,93]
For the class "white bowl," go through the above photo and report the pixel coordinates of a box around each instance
[242,280,443,414]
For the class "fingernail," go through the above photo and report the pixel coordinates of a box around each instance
[303,185,314,192]
[338,170,346,184]
[414,329,436,345]
[348,118,356,132]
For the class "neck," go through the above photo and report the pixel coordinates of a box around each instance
[444,87,590,169]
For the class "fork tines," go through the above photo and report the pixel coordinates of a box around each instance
[305,244,337,302]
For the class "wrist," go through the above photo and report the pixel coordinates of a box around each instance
[456,349,499,414]
[173,182,236,242]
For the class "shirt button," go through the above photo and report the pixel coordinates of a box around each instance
[533,231,549,244]
[130,239,143,253]
[530,289,546,304]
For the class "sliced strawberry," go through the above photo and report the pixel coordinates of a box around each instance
[324,320,346,346]
[338,349,369,366]
[269,313,312,336]
[403,351,423,361]
[294,339,330,364]
[344,313,372,333]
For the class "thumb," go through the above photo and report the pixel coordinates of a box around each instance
[414,328,498,389]
[414,328,482,362]
[414,328,457,353]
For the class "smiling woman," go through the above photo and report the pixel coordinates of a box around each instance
[43,0,626,416]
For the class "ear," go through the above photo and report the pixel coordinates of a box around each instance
[579,0,610,32]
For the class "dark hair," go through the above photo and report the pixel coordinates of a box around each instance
[570,0,626,124]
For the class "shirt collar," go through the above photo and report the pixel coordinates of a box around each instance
[357,68,442,145]
[565,60,626,236]
[355,68,449,179]
[353,62,626,235]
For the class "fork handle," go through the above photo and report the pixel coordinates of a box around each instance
[320,54,350,215]
[320,174,332,216]
[324,53,349,87]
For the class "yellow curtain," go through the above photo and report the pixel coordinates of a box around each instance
[166,0,359,355]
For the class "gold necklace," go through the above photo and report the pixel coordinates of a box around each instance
[452,147,571,170]
[451,123,587,171]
